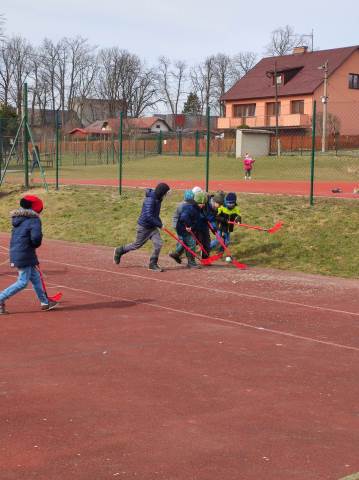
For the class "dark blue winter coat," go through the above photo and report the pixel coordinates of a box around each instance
[9,208,43,268]
[176,201,202,236]
[137,189,163,229]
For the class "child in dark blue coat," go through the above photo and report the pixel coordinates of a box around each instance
[176,191,207,268]
[113,183,170,272]
[0,195,58,315]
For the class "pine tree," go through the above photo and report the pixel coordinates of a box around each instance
[182,93,201,115]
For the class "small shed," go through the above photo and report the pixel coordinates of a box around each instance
[236,129,272,158]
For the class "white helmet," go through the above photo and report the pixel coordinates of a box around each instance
[192,186,203,194]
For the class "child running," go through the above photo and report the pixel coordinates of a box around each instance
[0,195,58,315]
[213,192,242,262]
[113,182,170,272]
[243,153,255,180]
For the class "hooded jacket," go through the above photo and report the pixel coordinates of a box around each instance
[137,189,164,229]
[9,208,43,268]
[176,200,202,236]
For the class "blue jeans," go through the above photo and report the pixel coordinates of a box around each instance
[210,231,230,251]
[0,266,48,304]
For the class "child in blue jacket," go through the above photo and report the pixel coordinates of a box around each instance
[113,183,170,272]
[0,195,58,315]
[175,191,207,268]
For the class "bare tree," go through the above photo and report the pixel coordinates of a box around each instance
[157,56,187,121]
[265,25,311,56]
[212,53,237,115]
[0,13,5,40]
[6,36,33,115]
[190,55,216,116]
[130,67,160,117]
[232,51,257,77]
[0,39,15,105]
[38,38,60,118]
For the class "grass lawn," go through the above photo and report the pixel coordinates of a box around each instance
[4,153,359,185]
[0,186,358,279]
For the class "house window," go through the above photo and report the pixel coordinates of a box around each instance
[233,103,256,117]
[291,100,304,114]
[349,73,359,89]
[266,102,281,116]
[156,124,161,128]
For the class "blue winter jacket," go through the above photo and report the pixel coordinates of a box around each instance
[9,208,43,268]
[176,201,201,236]
[137,189,163,229]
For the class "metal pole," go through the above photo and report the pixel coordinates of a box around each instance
[0,118,2,180]
[118,111,123,194]
[205,106,210,192]
[195,129,199,156]
[55,110,60,190]
[23,83,29,188]
[321,61,328,153]
[274,61,281,156]
[310,101,317,206]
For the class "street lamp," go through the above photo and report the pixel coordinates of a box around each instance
[318,61,329,152]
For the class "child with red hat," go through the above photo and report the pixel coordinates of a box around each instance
[0,195,58,314]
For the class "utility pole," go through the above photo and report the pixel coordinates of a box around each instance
[319,60,329,152]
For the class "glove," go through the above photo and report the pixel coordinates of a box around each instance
[235,215,242,224]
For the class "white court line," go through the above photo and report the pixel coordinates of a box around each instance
[42,279,359,353]
[1,242,358,317]
[42,258,359,318]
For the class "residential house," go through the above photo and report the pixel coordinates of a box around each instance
[218,46,359,135]
[68,117,172,137]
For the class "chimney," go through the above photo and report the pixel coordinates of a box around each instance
[293,46,308,55]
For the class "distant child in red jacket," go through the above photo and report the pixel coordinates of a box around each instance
[243,153,255,180]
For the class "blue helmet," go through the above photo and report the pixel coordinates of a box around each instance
[184,189,194,201]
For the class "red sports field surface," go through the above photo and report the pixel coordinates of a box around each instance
[1,234,359,480]
[49,178,359,198]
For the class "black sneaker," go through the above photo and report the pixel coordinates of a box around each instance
[41,300,58,311]
[149,263,164,272]
[113,246,124,265]
[0,302,8,315]
[187,258,201,269]
[169,252,182,264]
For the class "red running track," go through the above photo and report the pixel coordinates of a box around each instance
[46,178,359,198]
[1,234,359,480]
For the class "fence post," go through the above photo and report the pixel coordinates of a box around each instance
[178,130,182,156]
[205,106,210,192]
[55,110,60,190]
[0,118,2,180]
[158,130,163,154]
[310,101,317,206]
[195,129,199,156]
[23,83,29,189]
[118,112,123,194]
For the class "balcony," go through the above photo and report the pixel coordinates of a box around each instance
[217,113,311,129]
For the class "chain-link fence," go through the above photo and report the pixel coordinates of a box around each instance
[1,101,358,196]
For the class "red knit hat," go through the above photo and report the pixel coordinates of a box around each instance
[20,195,44,213]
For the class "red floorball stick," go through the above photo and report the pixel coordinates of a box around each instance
[36,266,63,302]
[187,229,223,265]
[207,222,247,270]
[162,227,215,266]
[229,220,284,234]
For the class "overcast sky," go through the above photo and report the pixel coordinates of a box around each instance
[3,0,359,64]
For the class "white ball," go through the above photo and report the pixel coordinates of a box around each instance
[225,256,232,263]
